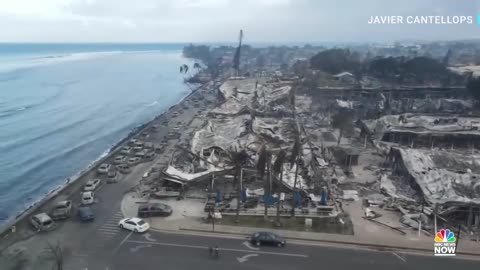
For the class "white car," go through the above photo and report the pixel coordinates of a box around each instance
[97,163,111,174]
[127,157,141,166]
[114,155,127,164]
[84,179,101,191]
[118,217,150,233]
[81,191,95,205]
[120,146,132,155]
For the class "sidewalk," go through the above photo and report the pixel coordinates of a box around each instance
[122,194,480,256]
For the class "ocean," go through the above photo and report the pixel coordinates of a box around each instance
[0,43,193,224]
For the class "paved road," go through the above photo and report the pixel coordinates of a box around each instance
[81,230,479,270]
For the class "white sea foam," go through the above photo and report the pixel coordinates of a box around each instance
[146,100,159,107]
[0,50,150,74]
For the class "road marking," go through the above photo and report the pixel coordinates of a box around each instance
[125,240,309,258]
[107,218,121,223]
[143,232,157,242]
[237,254,258,263]
[96,183,104,192]
[98,228,120,233]
[102,224,121,229]
[100,231,118,237]
[112,231,133,255]
[130,244,152,253]
[392,252,406,263]
[242,241,259,250]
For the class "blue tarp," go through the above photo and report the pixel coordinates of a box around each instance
[263,194,278,206]
[320,190,328,206]
[293,191,302,207]
[241,189,247,203]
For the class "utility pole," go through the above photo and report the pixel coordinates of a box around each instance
[418,219,422,238]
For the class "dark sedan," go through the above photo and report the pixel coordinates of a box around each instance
[137,203,173,218]
[78,206,95,222]
[250,232,286,247]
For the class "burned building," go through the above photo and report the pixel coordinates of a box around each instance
[362,114,480,150]
[383,147,480,230]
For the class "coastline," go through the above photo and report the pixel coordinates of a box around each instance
[0,80,208,237]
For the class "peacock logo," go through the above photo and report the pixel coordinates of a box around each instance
[434,229,456,243]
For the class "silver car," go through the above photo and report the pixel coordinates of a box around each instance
[31,213,55,231]
[97,163,111,174]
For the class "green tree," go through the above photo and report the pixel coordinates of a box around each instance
[193,62,202,70]
[292,60,309,78]
[310,49,360,74]
[467,75,480,102]
[331,110,355,145]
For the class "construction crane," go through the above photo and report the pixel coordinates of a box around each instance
[233,29,243,76]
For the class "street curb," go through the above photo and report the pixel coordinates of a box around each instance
[177,227,480,257]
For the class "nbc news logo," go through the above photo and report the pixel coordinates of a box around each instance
[434,229,456,256]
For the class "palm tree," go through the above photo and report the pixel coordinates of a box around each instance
[272,150,287,226]
[226,149,249,222]
[193,62,202,70]
[290,136,302,217]
[179,64,189,75]
[256,144,271,219]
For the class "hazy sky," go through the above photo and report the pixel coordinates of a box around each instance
[1,0,479,43]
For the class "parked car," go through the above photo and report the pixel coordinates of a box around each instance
[120,146,132,155]
[78,206,95,222]
[31,213,55,231]
[144,142,154,149]
[137,203,172,218]
[84,179,101,191]
[81,191,95,205]
[97,163,111,174]
[144,151,156,161]
[133,146,143,152]
[127,157,141,166]
[107,170,118,183]
[134,150,147,159]
[128,139,138,146]
[154,145,164,154]
[134,140,144,148]
[114,155,127,164]
[250,232,286,247]
[116,164,131,174]
[118,217,150,233]
[50,200,72,220]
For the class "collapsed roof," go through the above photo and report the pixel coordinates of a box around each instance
[191,114,262,154]
[362,114,480,136]
[217,78,294,115]
[388,147,480,206]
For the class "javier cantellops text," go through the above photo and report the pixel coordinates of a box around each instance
[368,15,473,25]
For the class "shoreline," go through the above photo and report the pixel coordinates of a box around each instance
[0,80,207,236]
